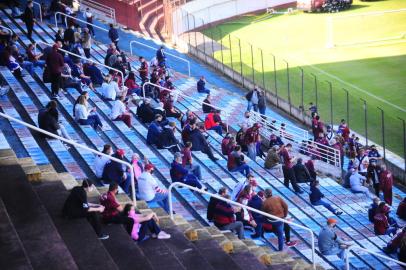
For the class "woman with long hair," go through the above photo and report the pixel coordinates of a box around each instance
[74,94,103,130]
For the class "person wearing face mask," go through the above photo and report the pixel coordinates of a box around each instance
[100,183,134,235]
[318,218,352,260]
[62,180,109,240]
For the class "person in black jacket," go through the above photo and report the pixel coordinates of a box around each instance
[293,158,313,183]
[63,25,75,48]
[62,180,109,240]
[108,24,119,51]
[190,124,218,161]
[248,190,265,238]
[137,99,155,124]
[309,181,342,215]
[207,187,227,222]
[158,122,180,152]
[23,1,35,41]
[102,149,131,195]
[202,94,213,114]
[156,46,166,67]
[38,101,71,140]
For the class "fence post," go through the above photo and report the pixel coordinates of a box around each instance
[238,38,244,87]
[326,81,333,127]
[311,73,318,109]
[342,88,349,126]
[273,54,278,108]
[398,117,406,180]
[229,35,233,78]
[300,67,304,111]
[260,49,265,89]
[360,98,368,146]
[377,107,385,161]
[284,60,291,115]
[210,27,215,58]
[186,13,191,46]
[193,16,197,49]
[250,44,255,83]
[219,28,224,73]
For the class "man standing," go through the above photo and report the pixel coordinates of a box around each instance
[84,8,95,36]
[367,160,381,197]
[380,164,393,206]
[108,24,119,51]
[138,56,148,84]
[245,86,259,112]
[279,144,303,194]
[244,123,260,161]
[318,218,352,260]
[156,46,166,67]
[23,1,35,41]
[46,43,64,98]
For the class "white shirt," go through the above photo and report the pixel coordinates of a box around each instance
[100,82,116,100]
[110,100,126,120]
[358,155,369,173]
[350,172,366,190]
[111,81,121,96]
[137,172,158,201]
[94,155,110,178]
[75,104,89,121]
[231,180,247,201]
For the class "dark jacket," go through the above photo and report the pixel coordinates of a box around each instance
[190,128,209,152]
[63,28,75,44]
[207,196,221,222]
[248,195,263,220]
[202,98,212,113]
[156,48,165,62]
[108,28,119,42]
[197,79,205,92]
[293,163,312,182]
[147,121,163,146]
[62,186,89,218]
[170,161,188,182]
[159,127,178,149]
[309,185,324,204]
[137,103,154,123]
[46,49,64,74]
[102,154,124,184]
[23,7,34,25]
[38,108,60,137]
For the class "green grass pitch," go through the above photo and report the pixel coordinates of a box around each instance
[202,0,406,156]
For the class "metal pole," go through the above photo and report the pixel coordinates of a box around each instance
[260,49,265,89]
[193,16,197,49]
[210,27,215,58]
[398,117,406,178]
[326,81,333,127]
[284,60,291,115]
[273,54,278,107]
[238,38,244,87]
[250,44,255,83]
[360,98,368,146]
[343,88,349,126]
[186,13,191,46]
[219,28,224,73]
[377,107,385,160]
[300,67,304,111]
[229,35,233,76]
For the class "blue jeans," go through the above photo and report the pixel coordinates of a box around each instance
[231,164,250,176]
[247,143,257,161]
[185,164,202,180]
[312,199,336,214]
[21,61,34,75]
[149,192,170,213]
[323,246,346,260]
[259,106,266,115]
[198,88,210,94]
[209,125,222,135]
[118,172,132,195]
[270,221,284,251]
[78,114,103,129]
[184,174,202,189]
[247,101,258,112]
[33,60,45,68]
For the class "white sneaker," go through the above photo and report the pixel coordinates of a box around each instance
[157,231,171,239]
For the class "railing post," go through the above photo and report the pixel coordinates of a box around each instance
[250,43,254,83]
[273,54,278,108]
[377,107,385,160]
[284,60,291,115]
[342,88,349,126]
[360,98,368,146]
[238,38,243,87]
[260,49,265,89]
[326,81,333,127]
[229,35,233,78]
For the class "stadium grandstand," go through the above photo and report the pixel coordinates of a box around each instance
[0,0,405,270]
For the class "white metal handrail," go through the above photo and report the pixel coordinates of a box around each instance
[249,110,309,141]
[54,11,109,33]
[142,82,229,132]
[0,25,13,34]
[33,1,43,22]
[0,112,136,206]
[168,182,316,269]
[345,245,406,270]
[79,0,116,23]
[35,40,124,80]
[130,40,191,77]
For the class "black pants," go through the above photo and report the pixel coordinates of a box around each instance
[282,166,301,192]
[113,40,119,51]
[138,219,161,241]
[373,183,380,197]
[106,215,134,235]
[87,23,95,36]
[202,145,216,161]
[84,48,91,59]
[51,73,61,96]
[26,23,33,40]
[86,212,103,237]
[63,79,82,93]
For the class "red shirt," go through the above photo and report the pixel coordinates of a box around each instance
[181,148,192,166]
[244,127,259,144]
[100,191,120,220]
[280,148,293,168]
[373,212,389,235]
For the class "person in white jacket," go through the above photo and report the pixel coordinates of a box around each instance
[100,75,117,101]
[74,95,103,130]
[110,95,132,127]
[349,167,374,199]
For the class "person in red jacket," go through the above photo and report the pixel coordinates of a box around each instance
[397,198,406,220]
[227,145,251,176]
[374,202,398,236]
[204,109,222,135]
[280,144,303,194]
[46,43,64,98]
[244,123,260,161]
[380,164,393,206]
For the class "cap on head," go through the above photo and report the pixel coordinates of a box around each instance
[327,218,337,225]
[116,149,125,156]
[145,163,154,171]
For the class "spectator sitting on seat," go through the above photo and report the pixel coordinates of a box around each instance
[248,190,265,238]
[262,188,297,250]
[83,61,103,86]
[102,149,132,195]
[181,142,202,181]
[122,204,171,241]
[202,94,213,113]
[349,167,374,199]
[158,121,180,152]
[207,187,227,222]
[71,59,95,91]
[152,102,167,121]
[180,110,196,129]
[293,158,313,183]
[205,109,222,135]
[100,75,116,101]
[138,56,148,84]
[137,164,170,213]
[368,144,382,163]
[170,152,205,190]
[124,71,141,96]
[227,145,251,176]
[367,160,381,198]
[305,157,317,180]
[94,144,113,180]
[146,114,164,146]
[356,148,369,177]
[61,63,82,93]
[26,43,45,68]
[236,184,257,229]
[197,76,210,94]
[131,153,148,182]
[164,94,182,119]
[100,183,134,235]
[374,202,399,236]
[10,45,33,75]
[74,94,103,130]
[221,133,232,155]
[213,193,245,239]
[110,95,132,128]
[310,181,342,215]
[189,122,218,161]
[269,133,283,148]
[231,174,257,201]
[62,180,109,240]
[137,98,155,124]
[318,218,352,260]
[264,145,282,171]
[38,100,71,140]
[397,197,406,220]
[383,227,406,256]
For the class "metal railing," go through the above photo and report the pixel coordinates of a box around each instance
[35,40,124,80]
[142,82,229,132]
[168,182,316,269]
[33,1,43,22]
[0,112,136,206]
[79,0,116,24]
[0,25,13,35]
[54,11,109,33]
[130,40,191,76]
[345,245,406,270]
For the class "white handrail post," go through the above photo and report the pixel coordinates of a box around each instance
[168,182,316,269]
[345,246,351,270]
[0,25,13,35]
[33,1,43,22]
[0,112,136,206]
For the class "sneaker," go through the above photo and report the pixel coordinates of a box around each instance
[285,240,297,247]
[157,231,171,239]
[98,234,109,240]
[336,210,343,216]
[151,233,157,239]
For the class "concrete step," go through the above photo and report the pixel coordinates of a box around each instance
[17,157,41,182]
[0,198,33,270]
[33,180,119,270]
[0,162,78,269]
